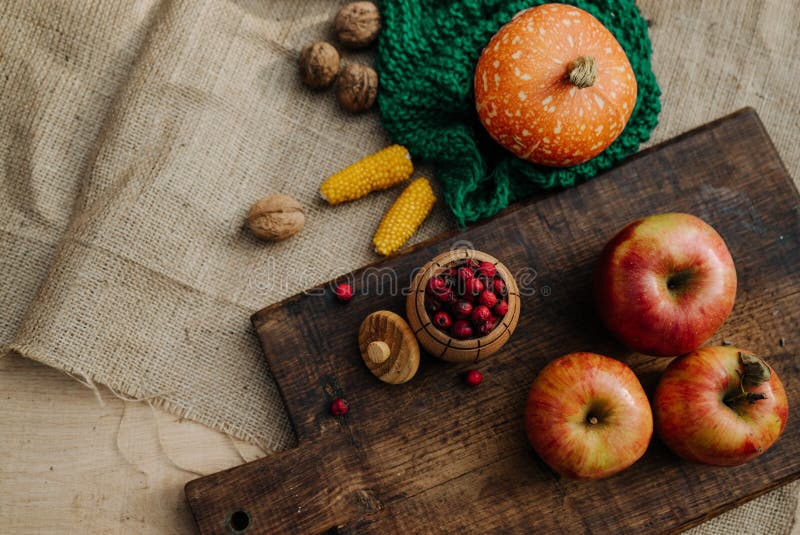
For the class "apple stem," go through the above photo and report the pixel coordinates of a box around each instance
[724,353,771,407]
[587,416,599,425]
[724,389,767,406]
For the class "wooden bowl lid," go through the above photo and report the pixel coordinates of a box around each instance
[358,310,420,384]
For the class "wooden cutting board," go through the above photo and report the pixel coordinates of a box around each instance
[185,108,800,534]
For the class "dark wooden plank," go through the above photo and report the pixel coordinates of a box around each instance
[185,108,800,535]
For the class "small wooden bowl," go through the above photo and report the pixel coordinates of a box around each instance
[405,249,521,363]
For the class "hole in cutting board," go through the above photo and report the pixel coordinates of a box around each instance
[226,509,250,533]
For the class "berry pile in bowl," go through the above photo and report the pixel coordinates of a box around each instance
[426,259,509,338]
[406,249,520,362]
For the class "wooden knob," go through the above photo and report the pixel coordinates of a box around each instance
[366,341,391,364]
[358,311,420,384]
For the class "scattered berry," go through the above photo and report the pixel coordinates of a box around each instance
[471,305,492,324]
[330,398,349,416]
[451,320,473,339]
[465,369,483,387]
[477,261,497,278]
[493,300,509,317]
[465,277,484,297]
[453,299,473,318]
[493,278,506,295]
[478,290,497,308]
[334,282,353,302]
[433,311,453,329]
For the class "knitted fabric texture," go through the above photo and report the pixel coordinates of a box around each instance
[376,0,661,225]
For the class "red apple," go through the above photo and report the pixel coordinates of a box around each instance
[524,352,653,479]
[653,346,788,466]
[594,213,737,356]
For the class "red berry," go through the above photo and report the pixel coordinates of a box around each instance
[334,283,353,302]
[457,267,474,282]
[476,320,495,336]
[465,369,483,387]
[426,298,442,314]
[426,276,446,295]
[440,268,458,288]
[477,261,497,278]
[493,300,509,317]
[493,278,506,295]
[478,290,497,308]
[451,320,473,339]
[438,287,455,304]
[428,277,456,304]
[433,311,452,329]
[471,305,492,324]
[443,267,458,277]
[453,299,473,318]
[330,398,349,416]
[465,277,484,297]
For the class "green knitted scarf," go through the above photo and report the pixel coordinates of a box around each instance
[376,0,661,226]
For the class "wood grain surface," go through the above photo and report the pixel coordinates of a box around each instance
[185,109,800,534]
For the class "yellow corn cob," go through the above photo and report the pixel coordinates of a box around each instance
[373,177,436,256]
[320,145,413,205]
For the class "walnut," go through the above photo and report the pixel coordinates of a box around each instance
[247,194,305,241]
[336,63,378,113]
[298,41,340,89]
[334,2,381,49]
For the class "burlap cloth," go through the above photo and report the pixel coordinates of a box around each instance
[1,0,798,531]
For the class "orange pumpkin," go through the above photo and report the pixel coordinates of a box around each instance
[474,4,637,167]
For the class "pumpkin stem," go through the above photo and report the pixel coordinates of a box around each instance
[568,56,597,89]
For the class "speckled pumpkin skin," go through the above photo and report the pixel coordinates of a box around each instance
[474,4,637,167]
